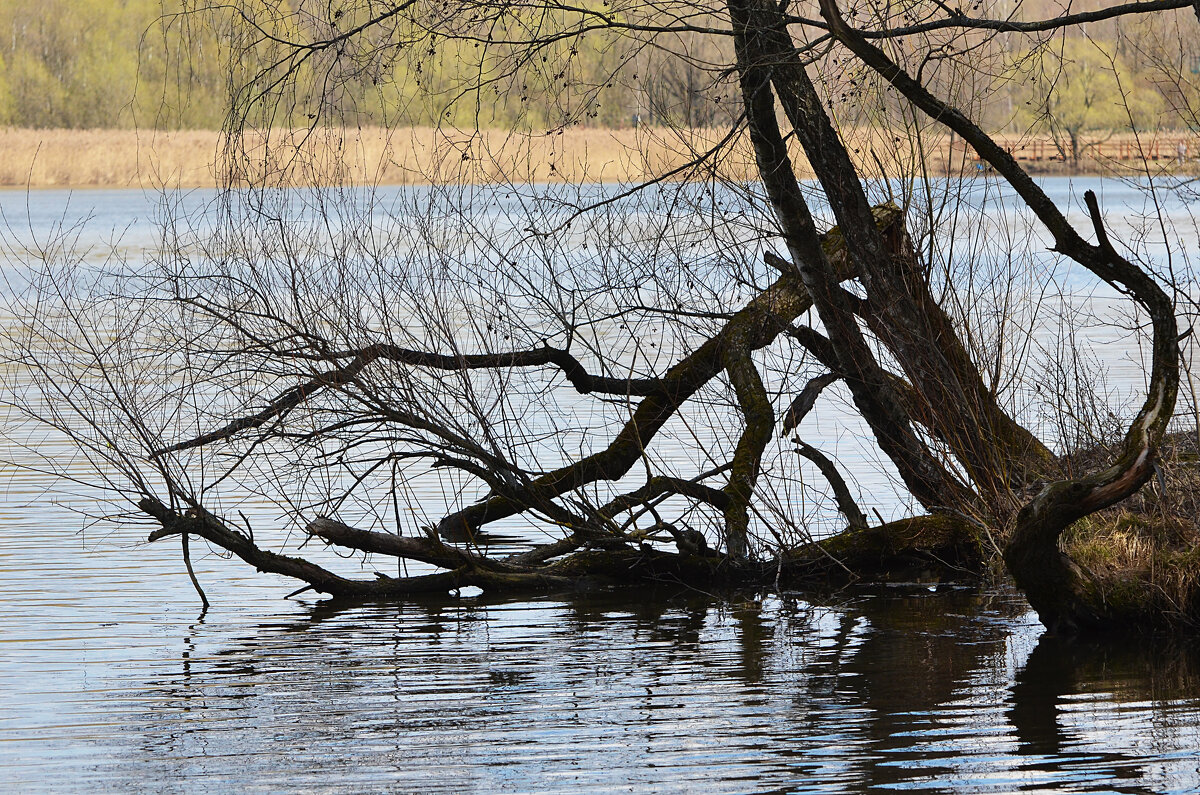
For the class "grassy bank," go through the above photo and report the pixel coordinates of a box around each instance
[1,127,1196,189]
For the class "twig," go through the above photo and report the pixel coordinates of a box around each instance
[181,533,210,609]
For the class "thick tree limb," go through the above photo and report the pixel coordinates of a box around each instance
[305,517,477,569]
[768,4,1015,505]
[598,474,732,518]
[788,322,1052,497]
[722,350,774,558]
[817,1,1179,435]
[143,497,459,595]
[1002,194,1180,631]
[855,215,1058,492]
[781,372,840,434]
[144,495,990,595]
[504,535,584,566]
[141,498,573,596]
[785,324,972,443]
[432,209,890,539]
[730,0,975,512]
[796,514,983,581]
[345,343,666,396]
[762,0,1054,500]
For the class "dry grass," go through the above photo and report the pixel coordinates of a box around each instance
[0,126,780,189]
[0,128,220,188]
[1060,430,1200,625]
[5,126,1195,190]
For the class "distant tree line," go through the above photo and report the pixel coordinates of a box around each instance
[0,0,1196,138]
[0,0,217,128]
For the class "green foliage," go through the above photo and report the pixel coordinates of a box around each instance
[0,0,659,131]
[228,2,643,131]
[0,52,14,124]
[0,1,1189,134]
[1015,38,1164,161]
[0,0,228,129]
[134,1,231,129]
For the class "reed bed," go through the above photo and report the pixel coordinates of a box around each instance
[0,126,1195,189]
[0,126,772,189]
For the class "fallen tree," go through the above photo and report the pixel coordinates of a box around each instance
[6,0,1200,631]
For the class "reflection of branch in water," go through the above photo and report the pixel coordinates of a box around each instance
[1009,634,1074,758]
[732,598,773,684]
[179,610,207,691]
[765,589,1025,791]
[850,592,1018,790]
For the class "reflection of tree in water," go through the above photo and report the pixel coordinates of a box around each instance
[1009,633,1200,792]
[1010,635,1074,759]
[766,587,1027,792]
[102,589,1200,792]
[110,591,844,788]
[132,597,505,790]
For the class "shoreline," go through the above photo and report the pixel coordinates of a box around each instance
[1,127,1196,190]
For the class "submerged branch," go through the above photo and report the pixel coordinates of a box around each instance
[142,498,572,596]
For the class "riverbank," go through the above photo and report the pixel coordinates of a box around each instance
[1,127,1196,189]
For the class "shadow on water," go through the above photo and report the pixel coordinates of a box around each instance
[28,585,1200,793]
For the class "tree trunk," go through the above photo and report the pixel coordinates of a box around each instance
[729,0,978,515]
[818,0,1182,630]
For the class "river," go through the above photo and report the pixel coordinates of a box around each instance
[2,178,1200,792]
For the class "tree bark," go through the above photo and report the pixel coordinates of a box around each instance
[722,349,774,558]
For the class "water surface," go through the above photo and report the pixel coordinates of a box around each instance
[5,522,1200,792]
[3,180,1200,792]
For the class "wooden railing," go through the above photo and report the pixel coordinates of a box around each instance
[948,135,1198,166]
